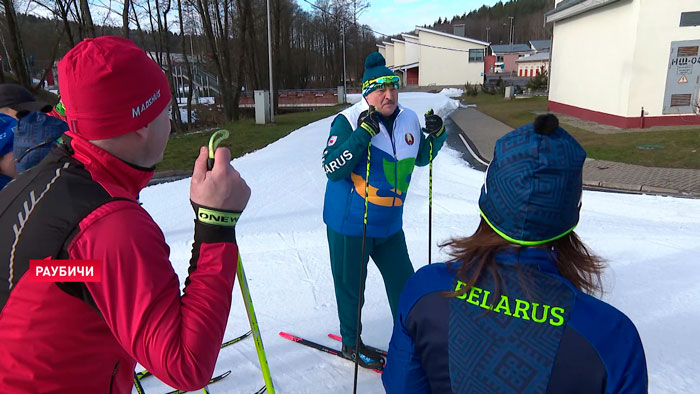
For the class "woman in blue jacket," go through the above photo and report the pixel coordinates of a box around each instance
[383,114,648,393]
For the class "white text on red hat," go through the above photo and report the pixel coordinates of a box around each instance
[132,89,162,118]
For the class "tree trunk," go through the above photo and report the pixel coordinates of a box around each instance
[79,0,96,37]
[195,0,234,121]
[2,0,31,87]
[35,26,65,90]
[156,0,182,132]
[122,0,130,38]
[56,0,75,46]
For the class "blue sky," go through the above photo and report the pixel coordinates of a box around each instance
[298,0,503,37]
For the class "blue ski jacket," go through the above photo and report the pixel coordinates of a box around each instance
[382,247,648,394]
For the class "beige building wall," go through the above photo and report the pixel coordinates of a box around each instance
[402,34,420,64]
[627,0,700,117]
[549,1,641,117]
[550,0,700,118]
[416,28,487,86]
[393,40,406,67]
[377,45,386,59]
[382,42,395,67]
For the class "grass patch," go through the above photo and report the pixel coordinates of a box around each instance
[461,94,700,169]
[158,105,346,172]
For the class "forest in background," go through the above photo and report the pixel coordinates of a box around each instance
[0,0,555,129]
[424,0,554,44]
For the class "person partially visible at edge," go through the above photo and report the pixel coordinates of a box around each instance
[0,112,16,189]
[321,52,448,369]
[12,97,69,174]
[382,114,648,393]
[0,84,55,188]
[0,36,251,393]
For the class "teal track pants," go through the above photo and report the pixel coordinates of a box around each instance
[326,226,415,346]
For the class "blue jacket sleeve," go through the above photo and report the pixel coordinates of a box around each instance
[382,314,431,394]
[568,293,648,394]
[415,129,447,167]
[322,114,372,181]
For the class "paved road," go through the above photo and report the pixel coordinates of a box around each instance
[448,107,700,198]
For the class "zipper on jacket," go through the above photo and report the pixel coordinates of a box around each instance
[109,361,119,394]
[390,117,399,207]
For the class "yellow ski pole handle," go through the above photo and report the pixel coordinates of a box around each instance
[207,129,230,170]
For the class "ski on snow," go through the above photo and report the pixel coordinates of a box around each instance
[163,370,266,394]
[165,370,232,394]
[278,331,383,374]
[327,333,388,358]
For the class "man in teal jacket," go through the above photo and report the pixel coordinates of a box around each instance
[322,52,447,369]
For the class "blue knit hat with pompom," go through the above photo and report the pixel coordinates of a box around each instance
[478,114,587,245]
[362,52,396,96]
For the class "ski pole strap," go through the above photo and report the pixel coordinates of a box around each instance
[192,204,240,227]
[207,129,230,170]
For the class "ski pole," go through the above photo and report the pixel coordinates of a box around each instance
[133,371,146,394]
[237,255,275,393]
[353,141,372,394]
[429,138,433,265]
[208,130,276,394]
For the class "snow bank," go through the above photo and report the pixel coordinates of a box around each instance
[135,92,700,393]
[438,88,464,97]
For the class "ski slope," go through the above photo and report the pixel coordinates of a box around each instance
[136,92,700,393]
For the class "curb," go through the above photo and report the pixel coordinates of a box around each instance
[148,170,193,186]
[450,117,699,199]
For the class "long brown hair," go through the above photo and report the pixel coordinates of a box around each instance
[443,218,605,299]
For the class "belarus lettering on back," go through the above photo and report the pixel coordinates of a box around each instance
[453,280,566,326]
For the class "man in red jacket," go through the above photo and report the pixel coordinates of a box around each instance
[0,36,251,393]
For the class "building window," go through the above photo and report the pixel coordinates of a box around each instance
[680,11,700,27]
[496,55,504,62]
[469,49,484,62]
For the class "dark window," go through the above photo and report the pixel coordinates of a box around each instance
[496,55,504,62]
[680,12,700,27]
[469,49,484,62]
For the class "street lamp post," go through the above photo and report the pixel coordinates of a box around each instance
[342,22,347,103]
[508,16,514,46]
[266,0,275,123]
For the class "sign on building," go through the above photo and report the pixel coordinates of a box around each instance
[663,40,700,114]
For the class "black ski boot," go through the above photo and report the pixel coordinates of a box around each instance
[342,341,385,370]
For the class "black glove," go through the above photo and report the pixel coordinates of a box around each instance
[422,109,445,138]
[357,105,381,137]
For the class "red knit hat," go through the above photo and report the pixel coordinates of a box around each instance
[58,36,171,140]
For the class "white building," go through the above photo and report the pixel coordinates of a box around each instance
[516,52,550,77]
[376,27,489,87]
[547,0,700,128]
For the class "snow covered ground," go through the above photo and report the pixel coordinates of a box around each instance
[136,92,700,393]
